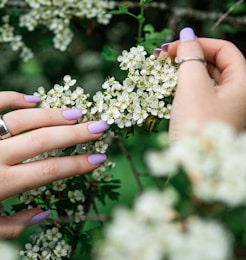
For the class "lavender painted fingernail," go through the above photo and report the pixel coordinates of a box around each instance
[153,48,162,57]
[88,120,109,134]
[29,210,51,225]
[62,109,82,120]
[161,43,170,52]
[88,153,107,165]
[179,27,196,42]
[24,95,41,103]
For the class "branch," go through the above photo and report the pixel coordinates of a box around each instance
[4,1,246,27]
[112,1,246,27]
[116,138,144,194]
[211,0,245,31]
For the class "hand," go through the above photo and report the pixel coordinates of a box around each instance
[0,91,109,239]
[156,27,246,141]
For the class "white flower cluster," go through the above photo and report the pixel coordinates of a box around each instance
[33,75,114,182]
[28,0,113,50]
[95,189,232,260]
[20,227,71,260]
[0,15,33,61]
[145,121,246,207]
[92,46,177,128]
[20,186,47,205]
[67,204,85,223]
[0,0,115,59]
[0,0,7,8]
[68,189,85,203]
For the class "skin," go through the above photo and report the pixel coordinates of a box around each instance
[166,37,246,142]
[0,91,106,239]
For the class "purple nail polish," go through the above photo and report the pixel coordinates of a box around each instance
[29,210,51,225]
[179,27,196,42]
[88,120,109,134]
[24,95,41,103]
[62,109,82,120]
[88,153,107,165]
[153,48,162,57]
[161,43,170,52]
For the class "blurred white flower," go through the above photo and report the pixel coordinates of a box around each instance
[145,121,246,207]
[0,241,19,260]
[95,189,232,260]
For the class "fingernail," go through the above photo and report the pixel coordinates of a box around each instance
[179,27,196,42]
[62,109,82,120]
[24,95,41,103]
[88,153,107,165]
[29,210,51,225]
[161,43,170,52]
[153,48,162,57]
[88,120,109,134]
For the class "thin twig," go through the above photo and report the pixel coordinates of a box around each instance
[4,1,246,26]
[116,138,144,194]
[211,0,245,31]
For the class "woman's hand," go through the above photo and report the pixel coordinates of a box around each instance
[156,27,246,141]
[0,91,109,239]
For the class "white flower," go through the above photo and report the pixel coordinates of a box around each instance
[63,75,76,87]
[101,106,121,124]
[52,180,67,191]
[68,190,85,203]
[168,217,232,260]
[74,205,85,223]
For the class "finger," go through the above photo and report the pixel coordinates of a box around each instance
[194,38,246,86]
[1,154,106,199]
[0,91,40,111]
[168,38,246,86]
[3,108,82,135]
[0,208,48,240]
[207,62,221,84]
[0,121,109,165]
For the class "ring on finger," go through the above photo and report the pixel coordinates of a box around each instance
[0,115,12,139]
[175,56,207,67]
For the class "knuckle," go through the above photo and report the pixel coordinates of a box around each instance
[70,125,84,141]
[30,129,49,152]
[4,112,20,134]
[44,108,71,124]
[44,108,59,121]
[6,228,19,240]
[41,159,58,179]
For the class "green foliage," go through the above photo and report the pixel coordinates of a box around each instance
[140,24,171,53]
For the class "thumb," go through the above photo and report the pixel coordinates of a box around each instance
[0,209,50,240]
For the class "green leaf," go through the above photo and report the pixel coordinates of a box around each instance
[109,4,129,15]
[139,25,171,54]
[101,45,118,62]
[143,24,155,33]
